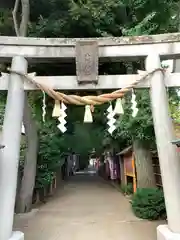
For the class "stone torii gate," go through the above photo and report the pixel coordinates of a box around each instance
[0,33,180,240]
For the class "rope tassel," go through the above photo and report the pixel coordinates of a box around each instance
[84,105,93,123]
[52,100,61,117]
[114,98,124,115]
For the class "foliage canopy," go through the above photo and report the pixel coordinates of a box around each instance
[0,0,180,188]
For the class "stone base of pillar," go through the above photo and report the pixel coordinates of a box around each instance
[157,225,180,240]
[9,231,24,240]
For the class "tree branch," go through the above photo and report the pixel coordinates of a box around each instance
[12,0,30,37]
[12,0,20,36]
[19,0,30,36]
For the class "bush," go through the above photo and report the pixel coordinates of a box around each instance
[121,183,133,195]
[131,188,166,220]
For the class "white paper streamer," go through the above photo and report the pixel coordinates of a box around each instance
[131,89,138,118]
[107,104,116,134]
[42,91,46,122]
[57,102,67,133]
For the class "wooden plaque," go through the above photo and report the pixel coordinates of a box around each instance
[75,41,98,84]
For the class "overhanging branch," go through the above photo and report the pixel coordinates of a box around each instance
[12,0,20,36]
[19,0,30,36]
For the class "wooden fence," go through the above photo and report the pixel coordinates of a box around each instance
[32,167,63,205]
[15,159,65,211]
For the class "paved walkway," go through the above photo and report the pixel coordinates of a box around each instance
[14,174,164,240]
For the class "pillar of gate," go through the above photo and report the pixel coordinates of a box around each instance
[0,56,27,240]
[146,53,180,240]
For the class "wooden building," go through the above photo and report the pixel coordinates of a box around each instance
[117,122,180,192]
[117,146,136,193]
[117,146,163,192]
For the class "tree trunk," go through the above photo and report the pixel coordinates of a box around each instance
[13,0,39,213]
[133,140,156,188]
[16,95,38,213]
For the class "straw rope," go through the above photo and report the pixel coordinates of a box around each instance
[3,67,164,105]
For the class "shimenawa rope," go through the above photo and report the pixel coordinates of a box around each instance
[2,67,164,105]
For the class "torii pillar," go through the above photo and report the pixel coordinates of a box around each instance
[146,52,180,240]
[0,56,27,240]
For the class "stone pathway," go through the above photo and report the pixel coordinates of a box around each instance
[14,174,164,240]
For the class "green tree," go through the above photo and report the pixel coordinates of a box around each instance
[1,0,180,202]
[28,0,180,188]
[112,0,179,188]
